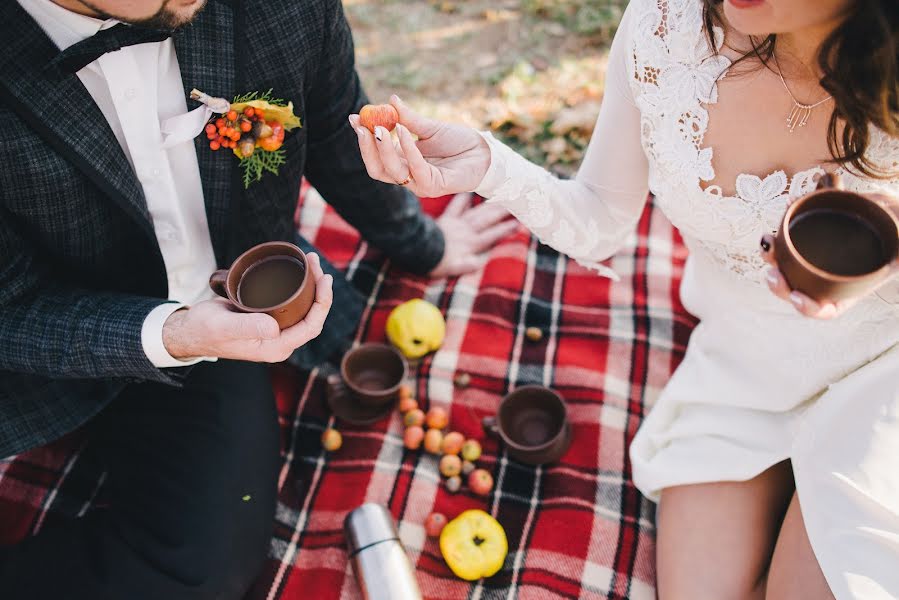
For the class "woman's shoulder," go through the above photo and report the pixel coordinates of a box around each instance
[625,0,705,32]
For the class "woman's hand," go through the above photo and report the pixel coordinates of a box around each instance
[759,233,899,319]
[350,95,492,198]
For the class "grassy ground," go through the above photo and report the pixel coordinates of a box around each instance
[344,0,628,176]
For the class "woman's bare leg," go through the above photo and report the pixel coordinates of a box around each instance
[765,493,835,600]
[656,461,794,600]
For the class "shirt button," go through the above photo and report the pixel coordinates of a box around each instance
[125,88,137,100]
[151,168,162,177]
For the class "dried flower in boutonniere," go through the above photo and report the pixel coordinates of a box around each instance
[191,88,301,188]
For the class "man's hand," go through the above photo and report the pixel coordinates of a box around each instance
[163,253,334,362]
[430,192,519,278]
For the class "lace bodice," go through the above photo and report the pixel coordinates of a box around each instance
[476,0,899,288]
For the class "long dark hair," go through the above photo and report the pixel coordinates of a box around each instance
[703,0,899,179]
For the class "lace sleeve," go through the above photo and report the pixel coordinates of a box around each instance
[474,3,648,278]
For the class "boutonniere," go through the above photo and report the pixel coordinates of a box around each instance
[191,89,301,188]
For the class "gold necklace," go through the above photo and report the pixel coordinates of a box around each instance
[772,52,832,133]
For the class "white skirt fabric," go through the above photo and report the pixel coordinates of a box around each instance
[630,252,899,600]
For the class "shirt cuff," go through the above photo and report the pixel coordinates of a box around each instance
[141,303,217,368]
[473,131,511,198]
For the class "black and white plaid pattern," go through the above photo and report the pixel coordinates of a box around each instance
[0,0,445,458]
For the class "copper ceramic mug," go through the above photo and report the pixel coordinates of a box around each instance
[773,174,899,302]
[483,385,572,465]
[209,241,316,329]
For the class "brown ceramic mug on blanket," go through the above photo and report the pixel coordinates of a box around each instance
[483,385,572,465]
[209,241,316,329]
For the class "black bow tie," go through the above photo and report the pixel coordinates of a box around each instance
[50,23,172,74]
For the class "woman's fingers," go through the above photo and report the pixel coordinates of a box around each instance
[391,94,441,139]
[764,266,793,302]
[353,122,389,182]
[373,126,411,184]
[397,124,439,191]
[759,234,776,266]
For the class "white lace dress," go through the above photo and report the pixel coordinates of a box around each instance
[474,0,899,597]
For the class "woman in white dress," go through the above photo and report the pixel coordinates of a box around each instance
[351,0,899,597]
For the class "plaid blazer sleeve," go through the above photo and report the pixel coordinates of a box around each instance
[301,0,445,275]
[0,206,179,384]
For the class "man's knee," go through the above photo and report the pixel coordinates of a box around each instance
[148,495,276,599]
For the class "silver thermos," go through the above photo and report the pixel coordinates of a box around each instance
[344,503,423,600]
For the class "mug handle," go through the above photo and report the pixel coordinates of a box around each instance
[482,416,500,438]
[816,171,843,191]
[209,270,229,298]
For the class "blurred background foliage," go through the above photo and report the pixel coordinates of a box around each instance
[344,0,629,176]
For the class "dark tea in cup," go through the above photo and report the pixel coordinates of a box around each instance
[237,256,306,309]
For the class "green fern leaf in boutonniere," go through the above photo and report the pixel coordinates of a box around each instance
[192,88,301,188]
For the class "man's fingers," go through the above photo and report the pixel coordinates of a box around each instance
[232,312,280,341]
[353,123,389,182]
[456,254,489,275]
[443,192,472,218]
[306,252,323,279]
[474,220,518,252]
[373,127,411,184]
[391,94,441,139]
[278,274,334,349]
[465,201,512,228]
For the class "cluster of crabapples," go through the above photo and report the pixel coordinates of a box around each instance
[204,106,285,157]
[398,384,494,497]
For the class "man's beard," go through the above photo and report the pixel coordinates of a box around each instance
[77,0,208,29]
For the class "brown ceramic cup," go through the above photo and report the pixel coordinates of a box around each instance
[773,173,899,302]
[340,343,408,408]
[209,241,316,329]
[483,385,571,465]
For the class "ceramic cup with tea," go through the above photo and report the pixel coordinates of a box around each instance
[483,385,572,465]
[209,241,316,329]
[773,173,899,302]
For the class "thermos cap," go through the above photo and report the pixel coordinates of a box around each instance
[344,503,400,556]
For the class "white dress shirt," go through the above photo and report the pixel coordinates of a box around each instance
[19,0,218,368]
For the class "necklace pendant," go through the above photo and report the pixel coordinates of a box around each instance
[786,104,811,133]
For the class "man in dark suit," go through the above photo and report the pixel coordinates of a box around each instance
[0,0,514,597]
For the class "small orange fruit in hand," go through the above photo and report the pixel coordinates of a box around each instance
[404,426,425,450]
[398,397,419,414]
[424,428,444,454]
[439,454,462,478]
[425,512,448,537]
[461,439,482,462]
[426,407,449,430]
[359,103,399,134]
[321,428,342,452]
[404,409,425,428]
[441,432,465,456]
[468,469,494,496]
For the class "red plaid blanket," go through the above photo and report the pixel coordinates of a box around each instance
[0,187,694,599]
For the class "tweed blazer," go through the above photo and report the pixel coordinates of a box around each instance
[0,0,445,457]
